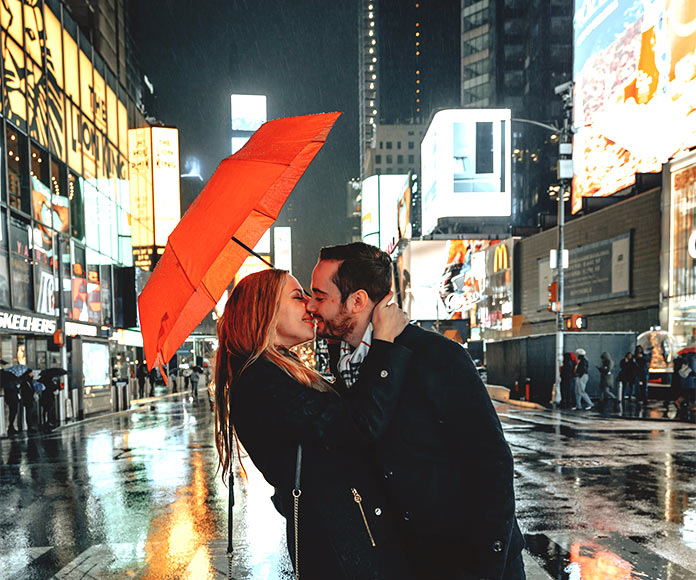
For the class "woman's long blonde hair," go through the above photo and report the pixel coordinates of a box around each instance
[214,268,328,479]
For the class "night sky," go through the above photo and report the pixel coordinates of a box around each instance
[130,0,359,285]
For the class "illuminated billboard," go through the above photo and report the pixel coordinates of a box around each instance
[573,0,696,212]
[128,126,181,269]
[152,127,181,246]
[361,174,408,253]
[231,94,267,154]
[397,239,505,324]
[420,109,511,235]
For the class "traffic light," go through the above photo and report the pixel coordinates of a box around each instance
[547,282,558,312]
[564,314,587,331]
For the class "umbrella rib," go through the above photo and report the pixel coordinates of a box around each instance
[167,242,219,308]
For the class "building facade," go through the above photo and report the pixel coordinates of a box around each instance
[363,123,425,177]
[0,0,148,418]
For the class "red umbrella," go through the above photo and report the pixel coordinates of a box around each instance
[139,112,341,373]
[678,347,696,355]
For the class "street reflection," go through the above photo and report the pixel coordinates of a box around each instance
[142,451,218,579]
[566,541,635,580]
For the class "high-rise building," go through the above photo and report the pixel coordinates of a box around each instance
[358,0,460,178]
[460,0,574,226]
[363,123,426,178]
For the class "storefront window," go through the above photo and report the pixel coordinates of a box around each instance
[6,126,29,213]
[69,172,84,242]
[0,209,10,307]
[58,234,71,320]
[670,162,696,347]
[10,214,33,310]
[86,250,102,325]
[71,241,87,321]
[32,225,57,316]
[100,264,113,326]
[51,158,70,235]
[31,143,51,225]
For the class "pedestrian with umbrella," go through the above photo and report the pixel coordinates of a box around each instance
[0,360,22,435]
[7,365,37,433]
[39,368,67,431]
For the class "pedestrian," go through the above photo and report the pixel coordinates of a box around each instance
[39,376,61,431]
[190,369,199,399]
[3,373,21,435]
[597,351,617,406]
[148,367,157,397]
[560,352,575,408]
[619,352,637,400]
[307,242,525,580]
[19,371,38,433]
[634,345,650,402]
[136,362,147,399]
[182,366,193,391]
[214,268,415,580]
[676,353,696,418]
[573,348,593,410]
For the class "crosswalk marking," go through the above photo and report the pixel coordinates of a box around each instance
[52,544,142,580]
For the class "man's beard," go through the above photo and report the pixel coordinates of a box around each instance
[316,306,355,340]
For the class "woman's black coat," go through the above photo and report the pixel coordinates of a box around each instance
[230,340,415,580]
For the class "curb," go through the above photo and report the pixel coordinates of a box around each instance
[486,385,547,410]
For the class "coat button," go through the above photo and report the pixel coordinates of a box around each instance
[403,512,410,521]
[380,369,389,378]
[492,540,503,553]
[374,507,382,516]
[384,470,393,479]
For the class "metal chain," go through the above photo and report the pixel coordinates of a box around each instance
[227,552,233,579]
[293,488,301,580]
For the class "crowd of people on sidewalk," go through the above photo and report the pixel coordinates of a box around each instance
[558,344,696,415]
[3,367,65,435]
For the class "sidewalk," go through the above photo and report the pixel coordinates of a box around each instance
[487,384,696,424]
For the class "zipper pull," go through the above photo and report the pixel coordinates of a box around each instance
[350,488,376,547]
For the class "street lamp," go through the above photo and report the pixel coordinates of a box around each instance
[512,81,574,405]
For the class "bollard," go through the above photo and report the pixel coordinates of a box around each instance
[525,378,531,402]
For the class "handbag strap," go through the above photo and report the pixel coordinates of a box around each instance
[227,451,235,579]
[292,444,303,580]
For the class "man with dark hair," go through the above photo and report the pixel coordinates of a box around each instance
[308,242,525,580]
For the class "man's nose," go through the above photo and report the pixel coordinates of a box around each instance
[305,298,317,313]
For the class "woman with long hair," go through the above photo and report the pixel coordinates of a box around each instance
[214,268,414,579]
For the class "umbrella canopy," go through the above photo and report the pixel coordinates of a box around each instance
[6,364,30,377]
[41,368,69,382]
[139,112,340,371]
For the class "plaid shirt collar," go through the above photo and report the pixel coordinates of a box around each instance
[337,323,373,389]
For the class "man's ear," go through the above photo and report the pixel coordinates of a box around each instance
[349,289,370,314]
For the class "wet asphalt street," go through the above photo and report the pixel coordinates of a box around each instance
[1,394,696,579]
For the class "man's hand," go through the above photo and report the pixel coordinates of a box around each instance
[372,291,409,342]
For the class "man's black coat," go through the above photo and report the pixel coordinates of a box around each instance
[330,324,524,579]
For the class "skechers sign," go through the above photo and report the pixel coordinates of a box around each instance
[420,109,512,235]
[0,311,56,334]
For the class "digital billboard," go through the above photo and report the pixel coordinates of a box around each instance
[151,127,181,247]
[420,109,511,235]
[361,174,408,253]
[573,0,696,212]
[231,94,267,154]
[396,239,507,325]
[128,127,181,269]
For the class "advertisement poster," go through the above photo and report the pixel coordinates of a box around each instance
[398,239,512,332]
[420,109,511,234]
[573,0,696,211]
